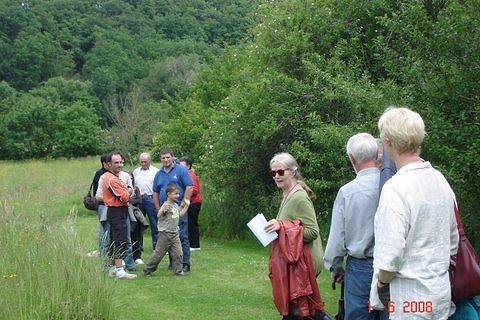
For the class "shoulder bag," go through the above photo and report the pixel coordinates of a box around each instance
[450,202,480,303]
[83,182,98,211]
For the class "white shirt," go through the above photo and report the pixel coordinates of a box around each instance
[370,161,459,319]
[132,165,159,196]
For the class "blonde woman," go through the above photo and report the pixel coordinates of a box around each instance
[371,107,459,319]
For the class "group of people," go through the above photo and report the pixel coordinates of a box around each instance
[87,106,459,319]
[265,107,459,320]
[89,148,203,280]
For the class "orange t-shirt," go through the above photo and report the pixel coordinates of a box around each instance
[102,171,130,207]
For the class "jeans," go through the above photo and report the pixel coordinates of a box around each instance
[96,204,106,251]
[179,213,190,266]
[169,213,190,267]
[140,195,158,250]
[97,204,110,269]
[124,219,135,270]
[344,256,389,320]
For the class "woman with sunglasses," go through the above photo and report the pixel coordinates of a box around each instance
[265,152,328,320]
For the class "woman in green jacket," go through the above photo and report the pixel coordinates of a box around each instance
[264,152,323,275]
[264,152,329,320]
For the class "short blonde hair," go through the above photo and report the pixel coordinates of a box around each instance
[378,107,425,154]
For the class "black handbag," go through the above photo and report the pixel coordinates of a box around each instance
[83,182,98,211]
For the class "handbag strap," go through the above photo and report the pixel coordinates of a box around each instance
[88,181,95,196]
[454,202,466,240]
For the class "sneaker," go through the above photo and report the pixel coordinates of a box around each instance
[174,271,185,276]
[87,250,100,257]
[135,258,145,265]
[182,265,190,273]
[108,266,117,277]
[115,268,137,280]
[189,247,201,252]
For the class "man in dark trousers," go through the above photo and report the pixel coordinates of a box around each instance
[103,152,137,279]
[179,156,203,251]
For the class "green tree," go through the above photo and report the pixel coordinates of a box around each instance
[7,31,74,90]
[82,29,150,101]
[102,89,168,163]
[0,94,57,159]
[53,102,102,157]
[371,0,480,247]
[155,0,479,249]
[142,54,202,100]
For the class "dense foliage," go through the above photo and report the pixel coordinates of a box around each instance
[158,0,480,248]
[1,0,478,249]
[0,0,254,158]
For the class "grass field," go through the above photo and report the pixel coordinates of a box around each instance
[0,157,338,319]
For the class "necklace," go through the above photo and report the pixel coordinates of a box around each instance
[281,182,299,206]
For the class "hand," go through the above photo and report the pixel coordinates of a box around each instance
[331,272,344,283]
[158,206,168,216]
[264,219,280,233]
[377,282,391,307]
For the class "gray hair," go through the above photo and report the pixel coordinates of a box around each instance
[346,133,379,163]
[270,152,300,179]
[270,152,316,201]
[139,152,151,161]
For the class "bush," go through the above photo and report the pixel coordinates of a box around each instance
[53,102,102,157]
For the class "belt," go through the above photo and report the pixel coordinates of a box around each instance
[141,194,153,198]
[348,255,373,260]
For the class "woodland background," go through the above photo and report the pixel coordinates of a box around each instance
[1,0,478,249]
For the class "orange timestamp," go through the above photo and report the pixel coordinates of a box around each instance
[368,300,434,314]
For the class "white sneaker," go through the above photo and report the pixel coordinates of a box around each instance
[87,250,100,257]
[135,258,145,265]
[190,247,201,252]
[108,266,117,277]
[115,268,137,279]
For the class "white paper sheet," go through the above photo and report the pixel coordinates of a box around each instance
[247,213,278,247]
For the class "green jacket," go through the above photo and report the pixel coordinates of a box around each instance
[276,189,324,275]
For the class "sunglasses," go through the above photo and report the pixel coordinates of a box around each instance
[269,168,291,177]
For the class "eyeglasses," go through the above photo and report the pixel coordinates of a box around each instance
[269,168,290,177]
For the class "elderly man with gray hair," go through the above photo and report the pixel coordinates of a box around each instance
[324,132,388,320]
[132,152,159,254]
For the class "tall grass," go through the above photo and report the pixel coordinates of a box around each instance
[0,158,116,319]
[0,158,338,319]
